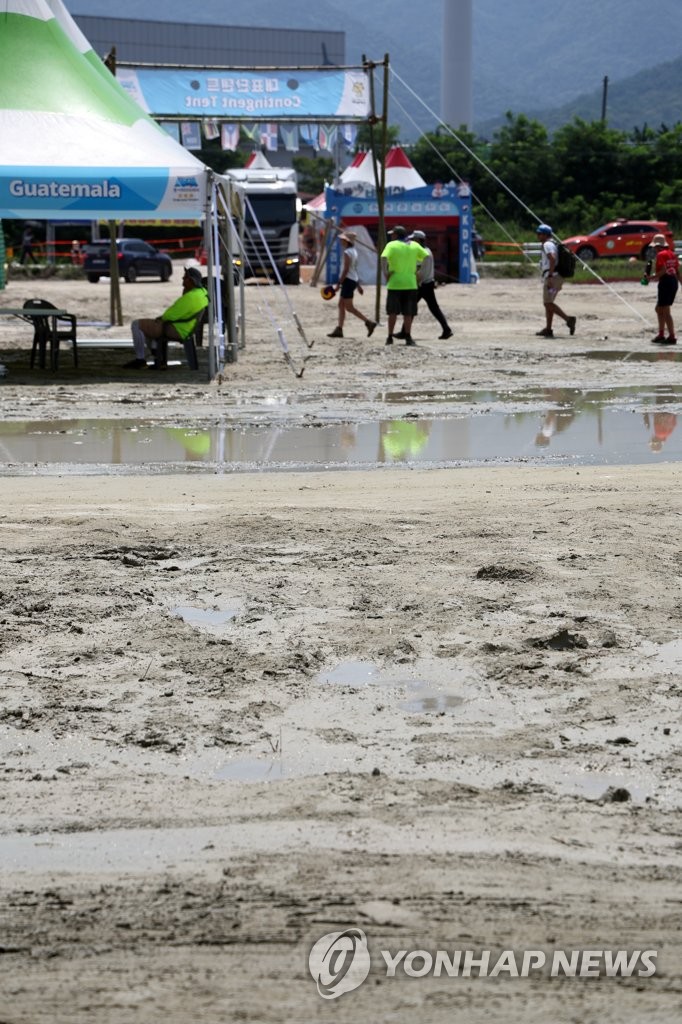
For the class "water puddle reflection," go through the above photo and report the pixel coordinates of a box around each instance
[215,756,287,782]
[172,603,241,629]
[401,685,466,713]
[316,660,380,686]
[316,659,473,713]
[1,383,681,473]
[580,350,682,363]
[560,770,653,803]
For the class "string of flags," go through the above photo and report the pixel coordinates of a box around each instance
[160,120,358,153]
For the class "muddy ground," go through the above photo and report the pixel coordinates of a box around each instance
[0,272,681,1022]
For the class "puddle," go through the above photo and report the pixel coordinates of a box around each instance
[315,659,477,706]
[637,638,682,672]
[215,756,287,781]
[560,769,653,803]
[580,350,682,363]
[1,394,682,473]
[401,684,465,713]
[316,662,467,712]
[172,603,241,629]
[316,660,380,686]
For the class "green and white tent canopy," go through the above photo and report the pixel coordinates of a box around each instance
[0,0,208,220]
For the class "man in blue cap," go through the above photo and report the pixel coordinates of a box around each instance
[536,224,576,338]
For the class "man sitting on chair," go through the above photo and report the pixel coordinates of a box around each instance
[124,266,208,369]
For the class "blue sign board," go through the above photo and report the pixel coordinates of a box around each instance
[324,182,473,284]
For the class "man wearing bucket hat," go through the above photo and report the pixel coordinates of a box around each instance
[327,231,377,339]
[125,265,208,369]
[646,233,681,344]
[535,224,576,339]
[409,229,453,339]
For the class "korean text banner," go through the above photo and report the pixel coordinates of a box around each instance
[117,68,370,120]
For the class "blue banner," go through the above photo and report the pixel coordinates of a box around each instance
[324,183,473,284]
[117,68,370,120]
[0,166,204,219]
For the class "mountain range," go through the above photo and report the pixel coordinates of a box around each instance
[67,0,682,135]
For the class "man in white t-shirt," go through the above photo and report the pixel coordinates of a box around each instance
[536,224,576,338]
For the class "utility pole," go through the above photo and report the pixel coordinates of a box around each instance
[601,75,609,123]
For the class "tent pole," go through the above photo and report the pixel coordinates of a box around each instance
[211,179,228,369]
[204,174,216,378]
[223,181,238,362]
[238,204,246,350]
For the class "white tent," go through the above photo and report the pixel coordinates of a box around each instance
[0,0,209,221]
[339,150,376,186]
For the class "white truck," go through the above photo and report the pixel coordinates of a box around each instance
[224,163,300,286]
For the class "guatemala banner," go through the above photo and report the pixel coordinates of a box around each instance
[0,165,205,219]
[116,67,370,120]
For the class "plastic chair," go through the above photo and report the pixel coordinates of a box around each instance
[25,298,78,370]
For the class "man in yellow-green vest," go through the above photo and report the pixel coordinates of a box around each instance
[125,266,208,369]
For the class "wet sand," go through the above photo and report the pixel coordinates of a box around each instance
[0,274,680,1022]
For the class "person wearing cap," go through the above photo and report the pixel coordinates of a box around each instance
[327,231,377,339]
[409,229,453,340]
[124,266,209,369]
[646,233,681,345]
[380,225,428,346]
[535,224,576,339]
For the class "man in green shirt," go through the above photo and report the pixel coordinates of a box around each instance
[380,225,428,346]
[124,266,208,369]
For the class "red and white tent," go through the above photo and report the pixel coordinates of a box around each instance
[384,146,426,189]
[340,146,426,189]
[244,151,274,170]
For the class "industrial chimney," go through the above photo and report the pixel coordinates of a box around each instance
[441,0,473,129]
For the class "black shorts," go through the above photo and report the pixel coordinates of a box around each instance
[657,275,678,307]
[386,289,418,317]
[340,279,359,299]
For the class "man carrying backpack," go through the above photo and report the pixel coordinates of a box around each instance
[535,224,576,338]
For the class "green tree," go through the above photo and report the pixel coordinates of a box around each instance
[192,139,245,175]
[552,119,630,206]
[488,113,553,220]
[353,121,400,153]
[410,126,487,189]
[650,123,682,213]
[292,155,335,195]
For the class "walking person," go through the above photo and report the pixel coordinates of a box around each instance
[327,231,376,339]
[535,224,576,338]
[19,225,38,265]
[647,233,681,345]
[409,229,453,339]
[380,225,428,346]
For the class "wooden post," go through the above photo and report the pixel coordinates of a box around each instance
[107,221,122,327]
[311,220,334,286]
[364,53,389,325]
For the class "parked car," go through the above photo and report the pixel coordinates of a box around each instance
[561,219,674,263]
[83,238,173,283]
